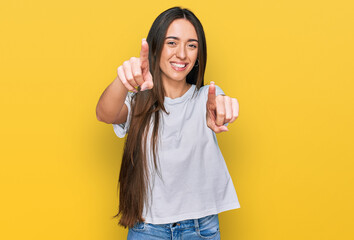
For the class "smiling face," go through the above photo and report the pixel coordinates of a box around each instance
[159,18,199,84]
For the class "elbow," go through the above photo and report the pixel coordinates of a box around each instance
[96,104,120,124]
[96,107,109,123]
[96,110,104,122]
[96,110,115,124]
[96,113,103,122]
[96,105,102,122]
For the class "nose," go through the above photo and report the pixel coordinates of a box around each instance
[176,44,186,59]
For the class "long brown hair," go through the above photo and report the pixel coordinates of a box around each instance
[113,6,207,228]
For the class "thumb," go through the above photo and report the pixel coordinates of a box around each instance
[140,72,153,91]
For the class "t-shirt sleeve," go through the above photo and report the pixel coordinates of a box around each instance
[215,84,225,96]
[112,92,134,138]
[203,84,226,99]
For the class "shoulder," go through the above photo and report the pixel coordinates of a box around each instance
[124,91,137,106]
[126,91,136,100]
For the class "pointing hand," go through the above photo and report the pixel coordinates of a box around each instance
[206,81,239,133]
[117,39,154,92]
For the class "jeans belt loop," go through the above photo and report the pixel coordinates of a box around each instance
[194,218,200,230]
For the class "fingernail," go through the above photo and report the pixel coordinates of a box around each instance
[140,86,146,91]
[210,81,215,85]
[142,38,146,42]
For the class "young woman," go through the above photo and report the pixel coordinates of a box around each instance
[96,7,240,240]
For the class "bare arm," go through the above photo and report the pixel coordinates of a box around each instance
[96,75,129,124]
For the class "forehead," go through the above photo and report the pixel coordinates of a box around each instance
[166,19,198,40]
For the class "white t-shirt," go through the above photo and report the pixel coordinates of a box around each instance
[113,84,240,224]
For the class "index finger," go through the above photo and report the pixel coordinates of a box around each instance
[140,38,149,69]
[207,81,216,110]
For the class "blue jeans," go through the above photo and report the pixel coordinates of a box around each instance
[127,214,220,240]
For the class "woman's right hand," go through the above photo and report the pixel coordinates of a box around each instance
[117,39,154,93]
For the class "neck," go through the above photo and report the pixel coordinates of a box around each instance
[163,79,191,99]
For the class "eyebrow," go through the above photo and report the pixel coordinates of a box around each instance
[165,36,199,42]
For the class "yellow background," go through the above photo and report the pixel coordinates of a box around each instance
[1,0,353,239]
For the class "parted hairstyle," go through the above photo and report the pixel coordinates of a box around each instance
[113,6,207,228]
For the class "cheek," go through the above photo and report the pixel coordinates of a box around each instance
[190,55,198,66]
[160,50,172,65]
[191,51,198,61]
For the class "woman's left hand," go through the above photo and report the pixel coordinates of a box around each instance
[206,81,239,133]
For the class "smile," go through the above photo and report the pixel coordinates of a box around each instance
[170,62,188,71]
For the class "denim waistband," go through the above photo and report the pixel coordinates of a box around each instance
[147,214,218,230]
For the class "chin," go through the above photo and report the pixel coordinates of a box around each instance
[162,72,189,82]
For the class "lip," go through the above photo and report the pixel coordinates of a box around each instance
[170,62,189,71]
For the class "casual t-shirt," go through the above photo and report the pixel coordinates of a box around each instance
[113,84,240,224]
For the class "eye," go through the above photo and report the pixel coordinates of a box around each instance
[188,44,197,49]
[167,41,176,46]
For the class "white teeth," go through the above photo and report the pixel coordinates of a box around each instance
[171,63,186,68]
